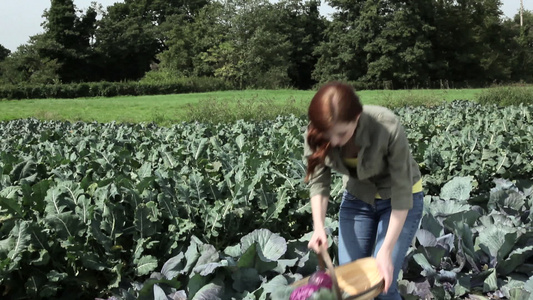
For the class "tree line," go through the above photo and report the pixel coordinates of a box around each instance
[0,0,531,90]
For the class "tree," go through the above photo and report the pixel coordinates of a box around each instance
[0,44,10,61]
[362,0,435,88]
[40,0,98,82]
[314,0,434,88]
[155,2,227,78]
[504,10,533,82]
[0,35,60,85]
[470,0,511,83]
[276,0,327,89]
[94,5,160,81]
[315,0,521,88]
[312,0,369,84]
[428,0,512,86]
[94,0,209,81]
[157,0,294,88]
[210,0,293,88]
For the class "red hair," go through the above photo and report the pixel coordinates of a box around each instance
[305,82,363,182]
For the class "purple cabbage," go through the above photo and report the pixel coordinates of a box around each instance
[308,271,333,290]
[290,284,320,300]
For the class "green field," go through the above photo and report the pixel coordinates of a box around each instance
[0,88,484,124]
[1,101,531,299]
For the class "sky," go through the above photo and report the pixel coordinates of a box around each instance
[0,0,530,52]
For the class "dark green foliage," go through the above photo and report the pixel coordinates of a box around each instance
[274,0,327,89]
[94,0,209,82]
[0,77,233,100]
[360,1,435,88]
[429,0,512,84]
[314,0,529,88]
[40,0,98,83]
[0,35,61,85]
[0,1,532,90]
[0,44,10,62]
[93,3,163,81]
[313,0,436,88]
[505,10,533,83]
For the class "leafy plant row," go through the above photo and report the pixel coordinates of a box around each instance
[102,178,533,299]
[0,101,532,299]
[399,101,533,195]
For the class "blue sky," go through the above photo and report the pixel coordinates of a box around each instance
[0,0,530,52]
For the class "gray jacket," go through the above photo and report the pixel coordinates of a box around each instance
[303,105,421,210]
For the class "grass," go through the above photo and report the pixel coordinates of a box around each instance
[0,88,485,125]
[477,85,533,106]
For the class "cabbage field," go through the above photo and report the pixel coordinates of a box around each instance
[0,101,532,299]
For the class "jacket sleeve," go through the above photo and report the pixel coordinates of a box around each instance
[303,129,331,198]
[387,119,414,210]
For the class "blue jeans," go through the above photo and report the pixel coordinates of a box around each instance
[338,190,424,300]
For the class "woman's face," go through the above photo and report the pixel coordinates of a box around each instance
[325,117,359,147]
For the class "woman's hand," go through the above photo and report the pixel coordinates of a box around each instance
[376,248,394,294]
[308,227,328,253]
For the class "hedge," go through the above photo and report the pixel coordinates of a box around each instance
[0,77,234,100]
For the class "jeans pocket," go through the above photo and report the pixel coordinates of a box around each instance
[341,190,373,212]
[342,190,357,201]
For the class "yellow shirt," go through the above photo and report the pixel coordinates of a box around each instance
[343,157,423,199]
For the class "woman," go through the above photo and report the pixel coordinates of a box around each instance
[304,82,424,300]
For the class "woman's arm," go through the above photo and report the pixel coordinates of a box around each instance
[311,194,329,229]
[308,194,330,252]
[382,209,408,253]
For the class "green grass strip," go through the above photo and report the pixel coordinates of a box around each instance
[0,88,485,125]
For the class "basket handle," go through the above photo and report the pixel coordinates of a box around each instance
[317,244,343,300]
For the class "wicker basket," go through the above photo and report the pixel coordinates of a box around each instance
[292,247,384,300]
